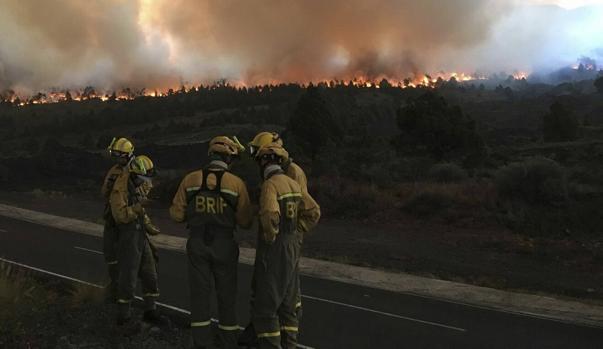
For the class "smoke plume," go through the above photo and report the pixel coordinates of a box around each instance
[0,0,600,93]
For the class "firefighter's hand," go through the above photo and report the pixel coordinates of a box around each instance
[145,222,161,236]
[132,203,144,215]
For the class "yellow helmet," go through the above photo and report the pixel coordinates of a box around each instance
[256,142,289,162]
[208,136,245,156]
[129,155,155,177]
[248,132,282,157]
[107,137,134,158]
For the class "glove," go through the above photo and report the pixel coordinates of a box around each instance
[132,203,144,215]
[145,222,161,236]
[144,215,161,236]
[144,222,161,235]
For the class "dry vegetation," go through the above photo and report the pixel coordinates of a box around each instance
[0,261,188,348]
[2,78,603,300]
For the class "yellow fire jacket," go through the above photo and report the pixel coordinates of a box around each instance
[101,164,123,200]
[169,167,253,229]
[259,172,321,243]
[110,171,143,225]
[285,161,308,194]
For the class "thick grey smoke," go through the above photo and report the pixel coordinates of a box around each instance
[148,0,509,83]
[0,0,600,93]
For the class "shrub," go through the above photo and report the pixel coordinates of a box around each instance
[403,191,455,217]
[499,198,603,238]
[78,133,94,149]
[396,92,485,162]
[152,170,185,204]
[427,163,467,183]
[398,181,496,220]
[542,101,579,142]
[495,157,567,205]
[391,157,435,182]
[312,176,386,219]
[595,76,603,94]
[0,164,8,183]
[289,86,342,160]
[22,137,40,154]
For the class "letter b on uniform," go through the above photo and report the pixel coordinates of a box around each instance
[285,202,297,219]
[196,196,206,213]
[195,195,225,214]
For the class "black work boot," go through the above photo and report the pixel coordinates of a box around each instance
[116,313,131,326]
[117,302,132,326]
[105,264,119,303]
[143,309,170,327]
[117,316,141,336]
[238,323,258,348]
[104,283,118,303]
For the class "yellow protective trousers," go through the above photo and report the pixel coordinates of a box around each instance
[187,229,240,349]
[103,217,120,297]
[252,233,301,349]
[116,222,159,318]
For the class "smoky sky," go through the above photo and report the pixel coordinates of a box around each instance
[0,0,600,93]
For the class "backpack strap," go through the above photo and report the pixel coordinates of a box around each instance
[187,168,231,209]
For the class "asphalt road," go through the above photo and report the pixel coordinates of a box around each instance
[1,215,602,349]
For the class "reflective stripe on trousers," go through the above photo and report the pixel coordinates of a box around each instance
[252,233,301,349]
[116,224,159,319]
[257,331,281,338]
[191,320,211,327]
[218,324,240,331]
[187,236,240,349]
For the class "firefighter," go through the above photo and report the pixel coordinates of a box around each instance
[240,132,311,347]
[248,132,308,193]
[169,136,252,349]
[252,143,320,349]
[101,137,135,301]
[110,155,164,326]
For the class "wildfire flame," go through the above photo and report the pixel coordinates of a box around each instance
[0,71,520,107]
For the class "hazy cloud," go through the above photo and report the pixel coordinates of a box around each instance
[0,0,600,92]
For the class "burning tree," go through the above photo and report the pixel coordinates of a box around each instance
[82,86,96,100]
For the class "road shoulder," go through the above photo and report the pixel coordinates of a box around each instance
[0,202,602,328]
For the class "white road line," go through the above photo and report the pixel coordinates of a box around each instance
[0,228,7,233]
[68,244,466,331]
[74,246,104,255]
[0,256,102,289]
[65,243,603,332]
[1,203,600,330]
[68,244,467,332]
[0,257,316,349]
[302,294,467,332]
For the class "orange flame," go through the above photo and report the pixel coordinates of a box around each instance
[1,71,524,107]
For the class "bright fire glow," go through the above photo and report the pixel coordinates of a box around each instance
[0,70,521,107]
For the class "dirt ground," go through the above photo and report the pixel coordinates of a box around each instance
[0,261,190,349]
[1,190,602,304]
